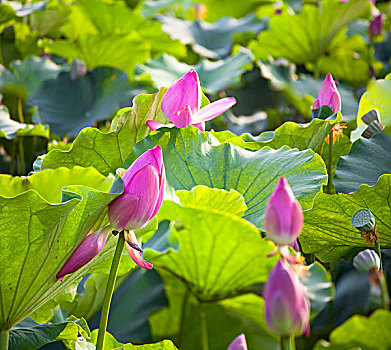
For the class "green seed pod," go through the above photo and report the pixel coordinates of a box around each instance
[351,209,375,232]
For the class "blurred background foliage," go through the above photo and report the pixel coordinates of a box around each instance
[1,0,391,349]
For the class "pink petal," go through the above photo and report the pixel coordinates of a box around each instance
[56,226,111,281]
[170,105,193,128]
[161,69,201,118]
[146,120,166,131]
[125,230,153,269]
[312,98,320,110]
[121,145,162,189]
[108,193,140,231]
[192,121,205,132]
[227,334,247,350]
[329,91,341,113]
[151,160,166,218]
[123,164,160,230]
[191,97,236,123]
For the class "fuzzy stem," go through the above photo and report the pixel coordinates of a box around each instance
[280,335,296,350]
[18,138,25,175]
[0,329,9,350]
[326,131,333,194]
[375,240,382,271]
[17,98,24,124]
[200,303,209,350]
[96,232,125,350]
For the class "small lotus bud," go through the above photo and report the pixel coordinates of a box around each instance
[353,249,380,273]
[264,177,303,245]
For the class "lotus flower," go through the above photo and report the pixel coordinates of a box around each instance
[227,334,247,350]
[108,145,165,231]
[264,259,310,336]
[312,73,341,113]
[56,146,165,280]
[146,69,236,132]
[369,14,383,38]
[264,177,303,245]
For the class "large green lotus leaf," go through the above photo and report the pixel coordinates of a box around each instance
[28,67,138,136]
[176,185,247,217]
[300,174,391,262]
[334,133,391,194]
[196,0,266,22]
[9,318,89,350]
[0,105,49,140]
[149,271,278,350]
[351,73,391,141]
[314,310,391,350]
[90,330,178,350]
[224,115,342,153]
[0,56,68,100]
[147,200,277,301]
[0,166,136,329]
[0,166,112,203]
[315,38,370,87]
[159,14,264,59]
[40,89,167,173]
[250,0,369,64]
[43,33,149,77]
[136,49,253,94]
[130,127,327,229]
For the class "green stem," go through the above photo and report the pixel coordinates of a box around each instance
[96,231,125,350]
[326,130,333,194]
[379,272,390,310]
[200,303,209,350]
[280,335,296,350]
[17,98,24,124]
[375,240,382,271]
[18,138,25,175]
[0,329,9,350]
[9,140,16,175]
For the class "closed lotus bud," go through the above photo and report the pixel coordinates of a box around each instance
[56,226,111,281]
[227,334,247,350]
[312,73,341,113]
[108,145,165,231]
[264,259,310,336]
[353,249,380,273]
[264,177,303,245]
[369,14,383,38]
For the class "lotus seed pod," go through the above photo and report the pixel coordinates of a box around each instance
[361,109,380,125]
[351,209,375,232]
[362,120,383,139]
[353,249,380,273]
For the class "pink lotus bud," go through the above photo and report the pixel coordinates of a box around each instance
[264,259,310,336]
[312,73,341,113]
[56,226,111,281]
[369,14,383,38]
[227,334,247,350]
[108,145,165,231]
[264,177,303,245]
[147,70,236,132]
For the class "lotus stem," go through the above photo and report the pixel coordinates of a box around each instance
[375,240,382,271]
[280,335,296,350]
[326,130,333,194]
[0,329,9,350]
[96,231,125,350]
[200,303,209,350]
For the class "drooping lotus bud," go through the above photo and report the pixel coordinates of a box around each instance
[369,14,384,38]
[312,73,341,113]
[264,177,303,245]
[264,259,310,336]
[56,226,111,281]
[227,334,247,350]
[353,249,380,273]
[108,145,165,231]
